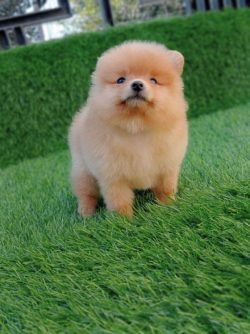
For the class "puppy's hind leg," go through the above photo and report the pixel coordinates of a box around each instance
[71,161,99,217]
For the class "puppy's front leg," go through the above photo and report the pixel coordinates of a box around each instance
[101,181,134,218]
[153,169,179,204]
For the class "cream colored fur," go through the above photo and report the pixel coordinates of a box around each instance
[69,41,188,217]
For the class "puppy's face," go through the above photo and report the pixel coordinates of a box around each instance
[89,42,186,132]
[116,76,154,108]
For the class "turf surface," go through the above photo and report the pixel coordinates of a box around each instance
[1,9,250,167]
[0,104,249,333]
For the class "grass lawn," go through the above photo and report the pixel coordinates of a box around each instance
[1,9,250,168]
[0,103,250,333]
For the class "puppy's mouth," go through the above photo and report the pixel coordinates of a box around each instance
[122,93,148,105]
[126,95,147,102]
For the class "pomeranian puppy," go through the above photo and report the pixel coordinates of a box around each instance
[69,41,188,218]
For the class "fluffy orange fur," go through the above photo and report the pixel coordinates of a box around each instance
[69,41,188,217]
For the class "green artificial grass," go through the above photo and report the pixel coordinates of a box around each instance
[0,104,249,333]
[1,9,250,168]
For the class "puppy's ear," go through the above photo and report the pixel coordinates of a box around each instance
[168,50,184,75]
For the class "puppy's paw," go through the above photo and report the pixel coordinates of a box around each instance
[103,183,134,218]
[115,204,133,218]
[77,195,97,217]
[154,192,176,205]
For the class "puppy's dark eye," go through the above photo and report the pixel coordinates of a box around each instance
[150,78,157,84]
[117,77,126,84]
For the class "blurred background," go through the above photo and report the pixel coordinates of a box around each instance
[2,0,248,49]
[0,0,184,47]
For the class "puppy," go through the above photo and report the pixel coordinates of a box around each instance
[69,41,188,218]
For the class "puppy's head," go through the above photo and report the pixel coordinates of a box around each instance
[89,41,187,133]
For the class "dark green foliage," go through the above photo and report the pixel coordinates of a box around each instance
[0,104,249,333]
[0,9,250,167]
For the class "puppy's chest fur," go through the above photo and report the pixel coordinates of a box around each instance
[111,132,168,189]
[87,126,179,190]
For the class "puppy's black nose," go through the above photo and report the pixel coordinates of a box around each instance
[131,81,144,92]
